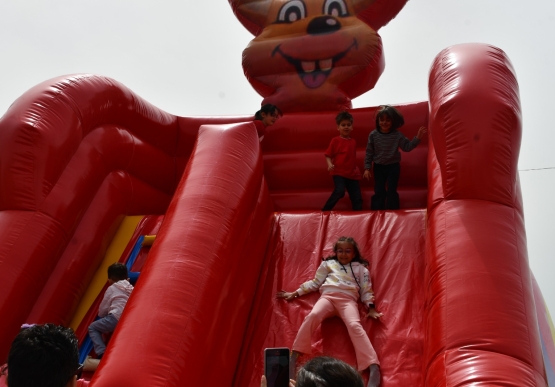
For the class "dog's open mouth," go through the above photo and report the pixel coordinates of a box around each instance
[272,39,358,89]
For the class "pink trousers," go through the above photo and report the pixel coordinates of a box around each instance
[292,292,379,370]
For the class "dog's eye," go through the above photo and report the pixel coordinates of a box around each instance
[277,0,307,23]
[323,0,349,17]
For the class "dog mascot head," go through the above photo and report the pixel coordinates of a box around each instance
[229,0,407,112]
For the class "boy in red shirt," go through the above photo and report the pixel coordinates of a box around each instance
[322,111,363,211]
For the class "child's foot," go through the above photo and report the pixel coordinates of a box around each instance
[289,351,299,380]
[367,364,380,387]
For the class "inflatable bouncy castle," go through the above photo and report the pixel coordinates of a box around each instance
[0,0,554,386]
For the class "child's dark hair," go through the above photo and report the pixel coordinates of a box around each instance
[323,236,369,266]
[6,324,80,387]
[375,105,404,131]
[335,111,353,125]
[296,356,364,387]
[108,262,128,281]
[254,104,282,120]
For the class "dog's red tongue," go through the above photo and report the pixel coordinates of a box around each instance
[302,73,327,89]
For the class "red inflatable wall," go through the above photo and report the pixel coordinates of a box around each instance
[0,74,250,357]
[425,43,545,385]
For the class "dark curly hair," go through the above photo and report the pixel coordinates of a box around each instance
[296,356,364,387]
[375,105,404,131]
[6,324,80,387]
[108,262,128,282]
[254,104,282,120]
[323,236,369,267]
[335,111,353,125]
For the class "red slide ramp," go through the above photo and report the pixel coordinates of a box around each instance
[233,210,427,386]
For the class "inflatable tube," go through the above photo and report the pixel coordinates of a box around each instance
[425,43,544,386]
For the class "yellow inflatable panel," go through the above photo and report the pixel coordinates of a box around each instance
[69,216,144,330]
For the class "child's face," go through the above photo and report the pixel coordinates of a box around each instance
[336,242,356,265]
[378,114,392,132]
[337,119,353,138]
[261,111,279,127]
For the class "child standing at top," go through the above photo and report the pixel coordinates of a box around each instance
[278,236,383,387]
[322,111,363,211]
[363,105,427,210]
[88,263,134,359]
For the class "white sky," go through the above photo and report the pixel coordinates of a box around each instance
[1,0,554,314]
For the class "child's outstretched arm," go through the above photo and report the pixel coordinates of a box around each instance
[359,267,383,319]
[277,262,330,301]
[277,290,299,301]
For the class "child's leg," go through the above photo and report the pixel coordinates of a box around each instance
[344,178,363,210]
[322,176,346,211]
[368,364,381,387]
[385,162,400,210]
[292,296,336,354]
[291,296,336,379]
[335,298,379,371]
[88,314,118,357]
[371,164,387,210]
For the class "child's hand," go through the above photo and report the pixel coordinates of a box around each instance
[367,307,383,319]
[416,126,427,139]
[327,164,335,171]
[363,169,372,180]
[277,290,299,301]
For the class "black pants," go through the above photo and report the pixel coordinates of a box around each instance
[322,176,363,211]
[371,162,400,210]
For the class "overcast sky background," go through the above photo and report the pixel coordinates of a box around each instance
[1,1,554,315]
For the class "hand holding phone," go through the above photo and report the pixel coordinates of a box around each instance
[264,347,290,387]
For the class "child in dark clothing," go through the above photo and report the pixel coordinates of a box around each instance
[322,111,363,211]
[363,105,427,210]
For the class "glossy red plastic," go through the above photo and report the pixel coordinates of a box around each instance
[425,43,545,386]
[0,42,549,387]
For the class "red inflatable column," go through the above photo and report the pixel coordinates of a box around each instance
[90,122,274,387]
[425,43,546,386]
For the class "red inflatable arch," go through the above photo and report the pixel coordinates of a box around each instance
[0,43,549,386]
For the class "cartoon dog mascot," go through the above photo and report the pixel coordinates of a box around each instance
[229,0,408,112]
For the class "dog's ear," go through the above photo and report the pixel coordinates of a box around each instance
[229,0,273,36]
[352,0,377,14]
[356,0,408,31]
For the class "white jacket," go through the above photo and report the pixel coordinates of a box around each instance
[99,279,134,320]
[296,260,375,307]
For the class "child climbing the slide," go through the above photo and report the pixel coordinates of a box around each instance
[322,111,363,211]
[88,263,133,359]
[253,104,281,141]
[277,236,383,387]
[363,105,427,210]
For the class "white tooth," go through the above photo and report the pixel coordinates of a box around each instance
[320,58,332,71]
[302,61,315,73]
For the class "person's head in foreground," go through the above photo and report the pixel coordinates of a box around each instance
[296,356,364,387]
[4,323,81,387]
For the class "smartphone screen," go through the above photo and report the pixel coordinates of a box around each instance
[264,347,290,387]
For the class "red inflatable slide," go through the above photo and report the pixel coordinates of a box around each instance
[0,43,549,386]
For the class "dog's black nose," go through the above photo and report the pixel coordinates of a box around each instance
[307,16,341,35]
